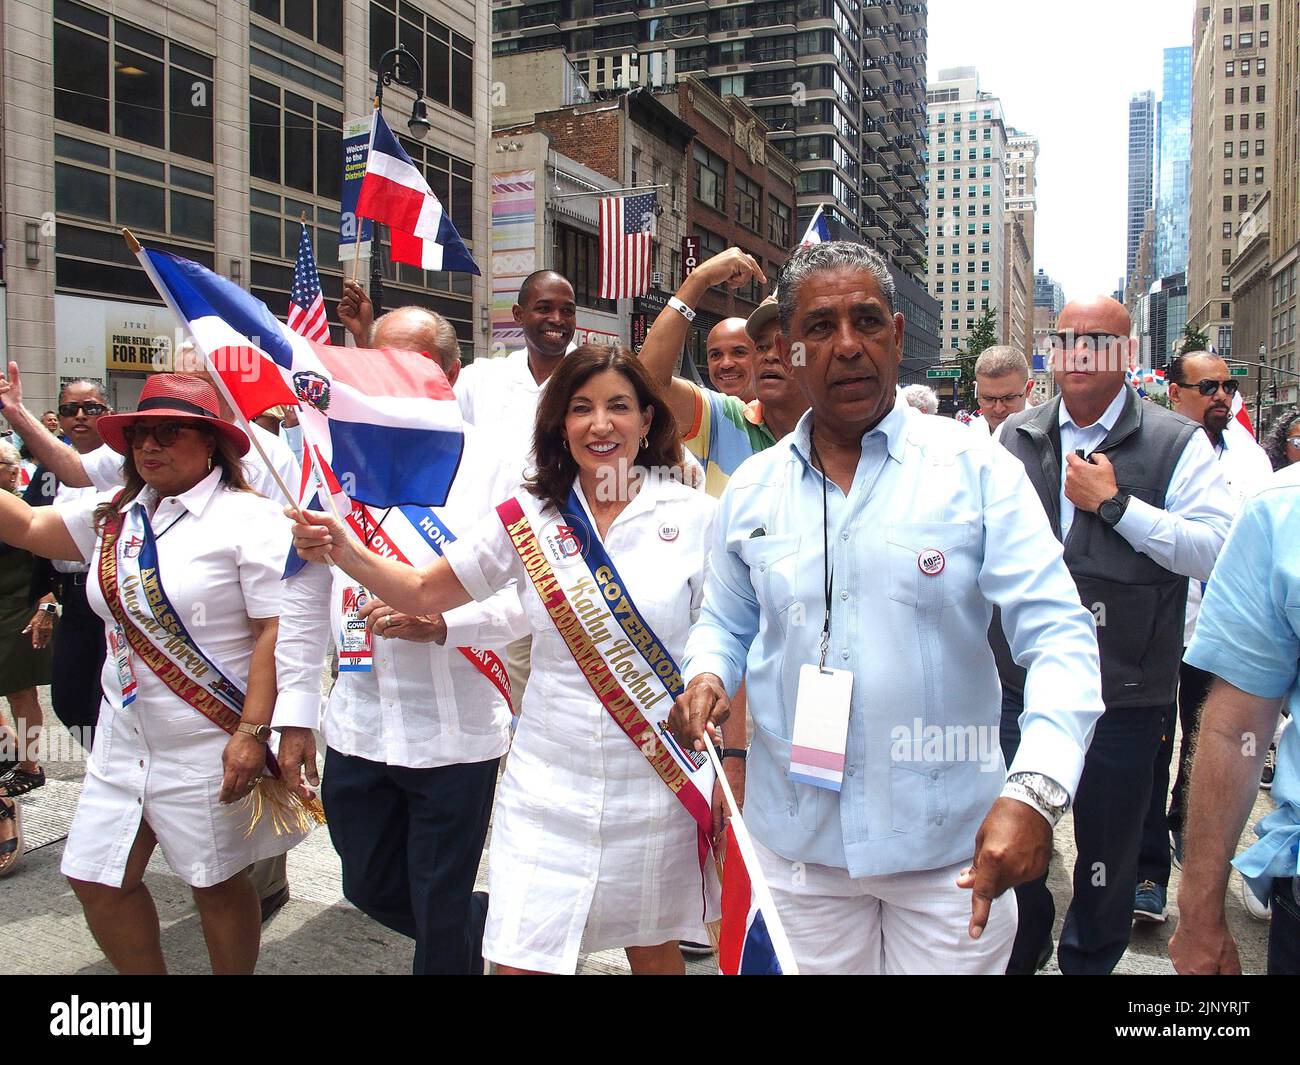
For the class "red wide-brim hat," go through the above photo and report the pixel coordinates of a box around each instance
[97,373,250,457]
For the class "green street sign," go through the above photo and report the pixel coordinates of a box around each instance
[927,367,961,379]
[1229,366,1250,377]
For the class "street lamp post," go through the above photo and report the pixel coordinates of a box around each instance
[369,46,431,318]
[1257,342,1267,433]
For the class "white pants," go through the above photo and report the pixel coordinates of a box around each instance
[754,838,1017,975]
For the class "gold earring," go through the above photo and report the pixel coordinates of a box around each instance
[640,435,648,450]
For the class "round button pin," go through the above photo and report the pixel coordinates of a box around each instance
[659,523,679,542]
[917,548,945,576]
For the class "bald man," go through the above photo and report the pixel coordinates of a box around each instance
[705,318,757,402]
[991,295,1234,974]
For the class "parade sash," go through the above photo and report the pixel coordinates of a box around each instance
[497,489,717,876]
[339,500,513,710]
[98,496,325,833]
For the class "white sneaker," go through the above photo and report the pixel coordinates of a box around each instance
[1239,876,1272,920]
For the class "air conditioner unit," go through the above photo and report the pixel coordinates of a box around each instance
[651,271,665,286]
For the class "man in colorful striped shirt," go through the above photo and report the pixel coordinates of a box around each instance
[637,248,808,498]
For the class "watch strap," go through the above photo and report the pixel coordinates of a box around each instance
[236,722,271,742]
[721,747,748,761]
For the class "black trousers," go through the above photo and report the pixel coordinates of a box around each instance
[1000,691,1167,975]
[51,577,106,750]
[1137,659,1214,887]
[322,747,498,975]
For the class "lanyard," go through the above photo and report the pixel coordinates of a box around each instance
[809,432,834,673]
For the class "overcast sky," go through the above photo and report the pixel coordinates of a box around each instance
[927,0,1195,303]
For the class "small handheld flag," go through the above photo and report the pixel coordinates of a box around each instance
[288,223,331,344]
[357,109,480,275]
[798,204,831,248]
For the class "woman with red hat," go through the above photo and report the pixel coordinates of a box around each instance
[0,373,313,973]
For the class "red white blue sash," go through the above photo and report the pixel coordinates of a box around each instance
[498,488,719,882]
[338,500,513,710]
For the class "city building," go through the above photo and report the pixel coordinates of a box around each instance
[1126,208,1157,314]
[2,0,492,415]
[1155,45,1192,279]
[1137,270,1188,368]
[1002,215,1032,357]
[490,0,940,371]
[924,67,1009,358]
[1265,0,1297,419]
[1033,266,1065,316]
[1126,90,1156,291]
[1228,191,1281,410]
[1004,128,1038,359]
[1188,0,1276,360]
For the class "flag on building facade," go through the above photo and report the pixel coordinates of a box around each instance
[287,223,331,344]
[597,192,655,299]
[356,109,480,275]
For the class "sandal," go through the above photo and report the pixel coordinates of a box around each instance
[0,766,45,797]
[0,798,22,877]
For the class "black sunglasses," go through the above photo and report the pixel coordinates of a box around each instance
[58,402,109,417]
[122,421,203,448]
[1189,378,1240,397]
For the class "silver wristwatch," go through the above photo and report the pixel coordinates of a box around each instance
[1001,771,1070,827]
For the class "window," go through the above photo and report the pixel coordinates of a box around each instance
[1226,115,1235,131]
[1242,86,1251,102]
[254,0,341,52]
[693,144,726,212]
[1241,140,1250,156]
[1225,168,1233,184]
[1255,166,1265,184]
[370,1,473,118]
[1257,112,1266,128]
[1239,193,1249,210]
[718,74,745,96]
[1257,84,1265,102]
[1240,167,1249,183]
[54,3,214,160]
[1224,34,1234,49]
[1226,87,1235,104]
[1241,59,1252,75]
[981,222,990,234]
[1240,5,1253,20]
[1257,58,1266,76]
[1224,6,1233,20]
[734,172,760,232]
[1239,32,1253,46]
[1256,139,1265,156]
[767,196,791,247]
[1224,194,1234,210]
[1223,248,1233,265]
[981,241,990,253]
[1260,3,1269,18]
[1260,30,1269,45]
[248,78,342,200]
[1223,221,1233,236]
[1226,141,1235,157]
[1221,276,1231,291]
[1226,61,1235,75]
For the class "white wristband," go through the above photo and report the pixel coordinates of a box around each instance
[667,296,696,322]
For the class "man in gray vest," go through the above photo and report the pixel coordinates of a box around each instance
[992,295,1233,974]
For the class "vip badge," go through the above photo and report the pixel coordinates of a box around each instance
[658,522,679,542]
[917,548,945,576]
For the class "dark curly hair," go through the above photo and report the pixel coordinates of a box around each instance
[524,344,685,512]
[1263,406,1300,471]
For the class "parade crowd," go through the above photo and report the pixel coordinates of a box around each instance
[0,241,1296,976]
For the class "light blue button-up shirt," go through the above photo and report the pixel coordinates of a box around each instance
[1184,462,1300,900]
[683,402,1105,877]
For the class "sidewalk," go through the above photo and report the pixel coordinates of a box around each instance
[0,697,1275,975]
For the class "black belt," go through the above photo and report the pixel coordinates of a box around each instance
[55,572,89,592]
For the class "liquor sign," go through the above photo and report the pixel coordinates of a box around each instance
[682,235,700,279]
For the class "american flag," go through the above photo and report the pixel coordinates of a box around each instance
[287,223,331,343]
[598,192,655,299]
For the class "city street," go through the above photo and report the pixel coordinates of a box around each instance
[0,687,1276,975]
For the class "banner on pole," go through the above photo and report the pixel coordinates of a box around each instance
[340,117,374,260]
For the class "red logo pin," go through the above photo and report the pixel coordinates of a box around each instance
[918,548,945,576]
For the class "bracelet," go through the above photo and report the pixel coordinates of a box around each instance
[667,295,696,322]
[721,748,748,761]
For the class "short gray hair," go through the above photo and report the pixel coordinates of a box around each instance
[373,306,461,370]
[0,440,19,466]
[974,345,1030,381]
[901,384,939,415]
[776,240,896,334]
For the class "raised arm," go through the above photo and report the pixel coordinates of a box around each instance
[0,363,93,488]
[638,249,766,432]
[289,508,472,619]
[0,489,85,562]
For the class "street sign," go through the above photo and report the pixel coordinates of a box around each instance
[1229,366,1249,377]
[927,367,961,379]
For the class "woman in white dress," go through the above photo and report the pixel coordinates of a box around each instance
[292,345,719,974]
[0,374,308,973]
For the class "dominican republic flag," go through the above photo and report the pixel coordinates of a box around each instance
[356,110,480,275]
[798,203,831,248]
[1229,389,1257,439]
[134,246,464,511]
[707,741,799,976]
[288,223,331,344]
[598,192,655,299]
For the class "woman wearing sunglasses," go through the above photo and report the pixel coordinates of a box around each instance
[0,374,311,973]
